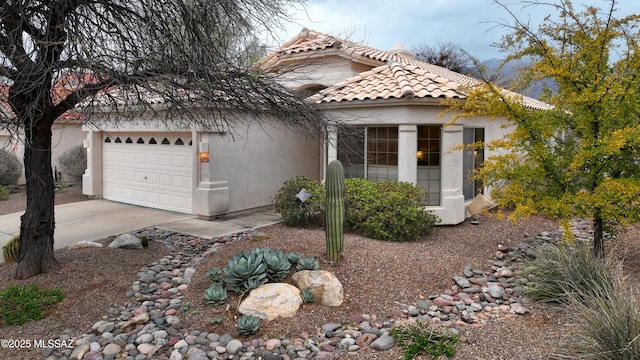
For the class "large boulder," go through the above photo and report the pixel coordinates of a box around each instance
[108,234,143,249]
[238,283,302,322]
[292,270,344,306]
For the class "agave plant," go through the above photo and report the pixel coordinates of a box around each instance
[204,284,228,306]
[236,315,260,336]
[296,256,320,271]
[206,267,224,283]
[287,252,302,266]
[223,249,268,293]
[264,249,291,282]
[301,289,315,303]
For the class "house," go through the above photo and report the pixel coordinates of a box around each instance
[261,29,549,224]
[77,28,546,224]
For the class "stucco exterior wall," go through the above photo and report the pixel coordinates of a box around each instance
[51,122,86,182]
[203,122,321,214]
[276,56,367,90]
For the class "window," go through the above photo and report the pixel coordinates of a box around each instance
[417,126,441,206]
[463,128,485,200]
[136,137,144,144]
[417,126,440,166]
[337,126,398,182]
[366,127,398,182]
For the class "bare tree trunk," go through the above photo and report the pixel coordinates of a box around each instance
[14,124,57,279]
[592,214,604,258]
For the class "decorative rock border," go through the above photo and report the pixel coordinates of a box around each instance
[43,223,585,360]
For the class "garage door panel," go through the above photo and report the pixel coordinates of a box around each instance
[102,133,193,214]
[135,152,146,164]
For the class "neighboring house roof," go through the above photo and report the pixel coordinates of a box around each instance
[265,28,551,110]
[0,71,92,124]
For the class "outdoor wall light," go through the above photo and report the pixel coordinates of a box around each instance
[199,142,209,163]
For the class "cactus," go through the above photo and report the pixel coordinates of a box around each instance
[223,250,268,293]
[301,289,315,303]
[263,249,291,282]
[140,235,149,248]
[2,234,19,264]
[236,315,260,335]
[287,251,302,266]
[296,256,320,271]
[206,267,224,283]
[204,284,228,305]
[325,160,345,262]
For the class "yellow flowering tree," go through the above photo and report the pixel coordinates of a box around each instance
[449,0,640,257]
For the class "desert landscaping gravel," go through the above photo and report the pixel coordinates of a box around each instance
[2,187,640,359]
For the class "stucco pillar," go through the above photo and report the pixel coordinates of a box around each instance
[398,125,417,184]
[434,123,466,225]
[193,132,230,219]
[82,130,102,197]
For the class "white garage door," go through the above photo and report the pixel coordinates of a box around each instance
[102,133,193,214]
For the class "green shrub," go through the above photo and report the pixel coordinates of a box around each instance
[236,315,260,336]
[0,148,22,186]
[0,285,64,326]
[344,179,439,242]
[57,144,86,182]
[523,243,615,304]
[272,176,325,226]
[390,320,459,359]
[0,186,9,201]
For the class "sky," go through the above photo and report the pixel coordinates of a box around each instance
[270,0,640,61]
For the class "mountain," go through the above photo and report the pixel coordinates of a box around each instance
[464,57,556,100]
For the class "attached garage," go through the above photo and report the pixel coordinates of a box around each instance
[101,133,193,214]
[82,119,321,219]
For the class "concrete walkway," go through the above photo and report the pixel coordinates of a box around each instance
[0,200,282,260]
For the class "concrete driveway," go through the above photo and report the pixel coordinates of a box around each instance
[0,200,281,261]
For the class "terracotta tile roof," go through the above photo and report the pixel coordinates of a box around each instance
[0,72,90,124]
[265,28,551,110]
[309,62,464,103]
